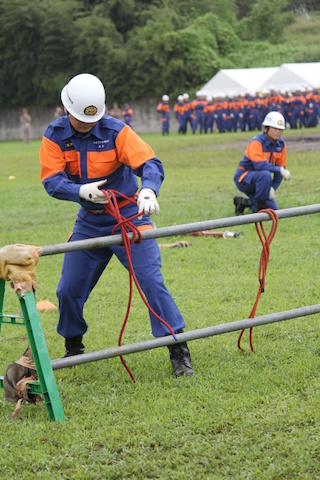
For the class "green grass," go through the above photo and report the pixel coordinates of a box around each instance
[1,129,320,479]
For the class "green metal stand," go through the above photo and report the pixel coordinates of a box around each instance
[0,280,65,421]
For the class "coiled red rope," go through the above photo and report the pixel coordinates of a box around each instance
[237,208,278,352]
[102,189,176,382]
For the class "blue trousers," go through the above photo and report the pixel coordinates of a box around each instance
[184,115,193,133]
[192,111,204,133]
[56,206,185,339]
[161,115,170,134]
[234,169,278,212]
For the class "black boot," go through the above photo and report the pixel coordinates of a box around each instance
[233,196,252,215]
[256,200,267,212]
[64,335,85,357]
[168,337,194,377]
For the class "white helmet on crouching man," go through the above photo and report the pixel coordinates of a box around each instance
[262,111,286,130]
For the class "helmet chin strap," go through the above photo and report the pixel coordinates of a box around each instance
[264,126,272,137]
[264,126,277,143]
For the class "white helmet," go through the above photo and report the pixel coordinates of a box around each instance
[162,94,169,101]
[177,95,184,102]
[262,111,286,130]
[61,73,105,123]
[183,93,189,100]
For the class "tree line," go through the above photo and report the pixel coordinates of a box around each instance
[0,0,319,108]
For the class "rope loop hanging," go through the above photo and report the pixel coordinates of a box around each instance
[237,208,278,352]
[102,189,176,382]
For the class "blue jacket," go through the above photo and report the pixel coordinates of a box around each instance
[40,115,164,211]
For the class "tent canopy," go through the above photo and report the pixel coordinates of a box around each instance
[202,63,320,96]
[260,63,320,91]
[201,67,278,97]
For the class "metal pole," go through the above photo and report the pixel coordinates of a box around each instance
[51,303,320,370]
[40,204,320,257]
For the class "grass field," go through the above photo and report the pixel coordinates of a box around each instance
[0,128,320,479]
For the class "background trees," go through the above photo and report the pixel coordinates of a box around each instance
[0,0,319,107]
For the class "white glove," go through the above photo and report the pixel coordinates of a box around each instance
[79,179,108,204]
[280,167,291,180]
[137,188,160,219]
[269,186,276,199]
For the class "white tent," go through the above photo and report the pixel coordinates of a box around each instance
[260,62,320,91]
[201,67,279,97]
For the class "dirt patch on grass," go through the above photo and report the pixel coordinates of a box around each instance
[285,133,320,151]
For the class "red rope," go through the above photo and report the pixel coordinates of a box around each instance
[102,189,176,382]
[237,208,278,352]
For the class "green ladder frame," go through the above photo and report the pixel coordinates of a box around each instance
[0,280,65,421]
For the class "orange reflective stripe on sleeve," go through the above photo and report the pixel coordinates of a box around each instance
[246,139,269,163]
[40,136,79,182]
[115,125,156,169]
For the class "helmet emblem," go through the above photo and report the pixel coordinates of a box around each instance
[84,105,98,116]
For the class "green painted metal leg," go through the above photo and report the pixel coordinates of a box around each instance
[18,291,65,421]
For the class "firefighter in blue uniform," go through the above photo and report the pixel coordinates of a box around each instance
[40,74,194,377]
[191,91,207,134]
[305,88,318,127]
[204,95,215,133]
[290,88,306,129]
[183,93,193,133]
[174,95,185,134]
[157,94,170,135]
[233,111,291,215]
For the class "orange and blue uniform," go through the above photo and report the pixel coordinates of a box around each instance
[229,98,243,132]
[290,92,306,129]
[203,101,215,133]
[213,100,227,133]
[190,98,207,134]
[156,102,170,135]
[234,132,287,212]
[305,90,319,127]
[246,97,260,131]
[281,93,294,128]
[40,114,185,339]
[183,100,193,132]
[174,101,185,134]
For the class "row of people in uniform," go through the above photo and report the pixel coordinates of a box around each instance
[156,88,320,135]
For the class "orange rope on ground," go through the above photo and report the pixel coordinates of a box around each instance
[237,208,279,352]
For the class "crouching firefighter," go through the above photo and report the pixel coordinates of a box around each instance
[233,111,291,214]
